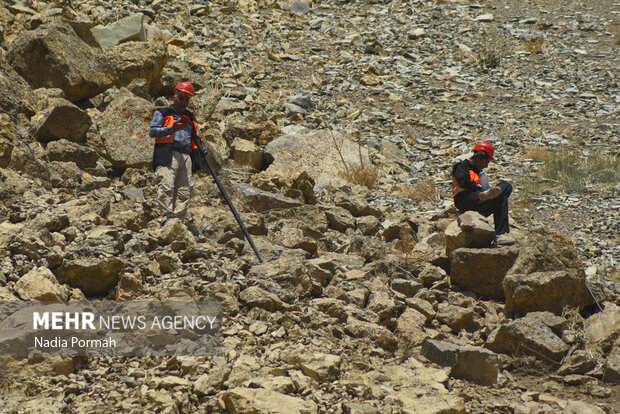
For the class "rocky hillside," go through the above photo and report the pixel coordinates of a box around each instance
[0,0,619,412]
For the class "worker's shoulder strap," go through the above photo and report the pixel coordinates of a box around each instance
[155,107,175,117]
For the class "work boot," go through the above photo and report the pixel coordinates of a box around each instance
[479,186,501,201]
[496,234,516,246]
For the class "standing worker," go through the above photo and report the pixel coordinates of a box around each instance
[451,141,514,245]
[150,82,205,222]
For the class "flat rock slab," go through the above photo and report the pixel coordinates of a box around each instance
[445,211,495,255]
[222,387,318,414]
[585,302,620,353]
[233,182,303,212]
[421,339,500,385]
[91,13,145,49]
[264,125,370,189]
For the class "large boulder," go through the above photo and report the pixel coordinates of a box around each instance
[503,270,592,317]
[503,227,591,316]
[6,23,114,102]
[486,316,569,362]
[105,40,168,93]
[0,52,36,117]
[94,91,154,169]
[445,211,495,255]
[264,125,370,189]
[54,257,127,296]
[231,138,264,170]
[30,97,91,143]
[449,246,519,299]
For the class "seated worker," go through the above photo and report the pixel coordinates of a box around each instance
[451,141,514,245]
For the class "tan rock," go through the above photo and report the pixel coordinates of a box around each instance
[585,303,620,353]
[445,211,495,255]
[15,266,70,301]
[503,270,592,317]
[449,246,519,299]
[6,23,114,102]
[222,387,318,414]
[231,138,264,170]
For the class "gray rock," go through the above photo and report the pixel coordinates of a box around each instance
[31,98,91,143]
[486,316,569,362]
[421,339,500,385]
[324,206,356,233]
[391,278,422,298]
[90,13,146,49]
[449,246,519,299]
[95,91,154,169]
[264,125,370,190]
[602,354,620,385]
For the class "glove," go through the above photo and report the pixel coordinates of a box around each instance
[202,148,208,156]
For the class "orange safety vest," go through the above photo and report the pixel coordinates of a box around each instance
[452,170,480,197]
[155,114,200,150]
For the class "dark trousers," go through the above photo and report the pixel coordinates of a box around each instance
[454,181,512,235]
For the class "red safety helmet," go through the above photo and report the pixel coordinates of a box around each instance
[473,141,495,160]
[174,82,194,96]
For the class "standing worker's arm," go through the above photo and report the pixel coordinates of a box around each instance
[149,111,188,138]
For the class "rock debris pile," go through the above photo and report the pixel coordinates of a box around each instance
[0,0,618,412]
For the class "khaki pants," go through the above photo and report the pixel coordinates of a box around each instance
[155,151,194,220]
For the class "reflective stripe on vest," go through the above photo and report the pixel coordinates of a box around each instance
[452,170,480,197]
[155,116,199,146]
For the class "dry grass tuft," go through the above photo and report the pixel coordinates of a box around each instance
[523,38,545,54]
[474,33,510,72]
[339,164,382,189]
[398,180,440,203]
[542,151,620,193]
[524,145,550,161]
[612,25,620,45]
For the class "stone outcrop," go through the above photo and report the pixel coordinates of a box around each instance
[14,266,70,301]
[449,246,519,299]
[503,270,592,317]
[54,257,127,296]
[0,53,36,118]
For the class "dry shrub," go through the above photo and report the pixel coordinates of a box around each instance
[474,32,510,72]
[338,164,382,189]
[542,150,620,193]
[398,180,440,203]
[524,145,549,161]
[523,38,544,54]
